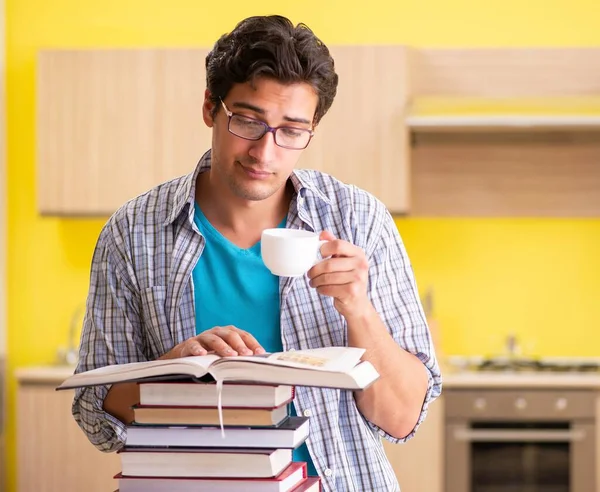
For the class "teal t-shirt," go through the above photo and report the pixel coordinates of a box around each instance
[192,203,317,476]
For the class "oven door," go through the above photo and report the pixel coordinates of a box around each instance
[446,420,596,492]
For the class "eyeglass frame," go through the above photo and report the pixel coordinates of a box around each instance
[219,98,315,150]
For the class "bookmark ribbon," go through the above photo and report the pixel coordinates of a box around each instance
[216,378,226,438]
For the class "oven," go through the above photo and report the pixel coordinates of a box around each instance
[445,389,597,492]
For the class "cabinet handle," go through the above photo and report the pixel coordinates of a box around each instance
[454,429,585,442]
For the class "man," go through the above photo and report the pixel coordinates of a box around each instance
[73,14,442,492]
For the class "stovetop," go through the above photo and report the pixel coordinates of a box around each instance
[446,355,600,373]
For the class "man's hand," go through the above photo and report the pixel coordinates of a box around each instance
[104,326,265,424]
[160,326,266,359]
[307,231,372,320]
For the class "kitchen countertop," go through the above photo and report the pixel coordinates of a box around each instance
[15,365,77,385]
[14,364,600,390]
[443,370,600,389]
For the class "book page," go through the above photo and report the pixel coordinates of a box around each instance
[217,347,366,373]
[57,354,221,389]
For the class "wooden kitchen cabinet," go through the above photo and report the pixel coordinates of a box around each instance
[384,395,444,492]
[16,371,119,492]
[37,46,600,217]
[36,46,411,216]
[406,48,600,217]
[37,49,212,216]
[299,45,411,213]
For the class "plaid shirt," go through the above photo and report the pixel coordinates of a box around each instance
[73,150,442,492]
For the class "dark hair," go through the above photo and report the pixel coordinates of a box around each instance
[205,15,338,125]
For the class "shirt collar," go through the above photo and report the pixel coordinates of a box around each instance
[163,150,211,226]
[163,150,331,226]
[288,169,332,207]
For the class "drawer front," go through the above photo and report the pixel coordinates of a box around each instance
[445,390,596,420]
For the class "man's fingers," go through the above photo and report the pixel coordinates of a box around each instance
[308,256,366,282]
[216,328,254,356]
[196,332,238,357]
[182,339,208,357]
[319,230,337,242]
[319,237,361,259]
[236,329,266,354]
[173,326,266,359]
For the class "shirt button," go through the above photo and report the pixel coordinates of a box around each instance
[303,409,312,417]
[324,468,333,477]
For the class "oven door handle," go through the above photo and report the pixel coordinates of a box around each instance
[454,428,586,442]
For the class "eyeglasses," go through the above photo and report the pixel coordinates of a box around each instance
[219,99,314,150]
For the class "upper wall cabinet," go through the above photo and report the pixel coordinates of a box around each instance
[37,49,211,215]
[299,46,411,213]
[38,46,600,217]
[406,48,600,217]
[36,47,412,216]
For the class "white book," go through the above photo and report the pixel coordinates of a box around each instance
[118,447,292,478]
[57,347,379,391]
[139,381,294,407]
[125,416,309,448]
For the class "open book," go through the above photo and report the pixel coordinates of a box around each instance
[56,347,380,391]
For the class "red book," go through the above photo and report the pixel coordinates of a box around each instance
[114,461,307,492]
[292,476,322,491]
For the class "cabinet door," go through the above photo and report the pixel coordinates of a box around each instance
[37,46,411,216]
[299,45,411,213]
[37,49,211,215]
[17,384,120,492]
[383,395,444,492]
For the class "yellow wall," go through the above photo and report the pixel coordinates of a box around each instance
[396,218,600,357]
[5,0,600,490]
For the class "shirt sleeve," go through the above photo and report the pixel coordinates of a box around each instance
[360,200,443,444]
[71,221,147,452]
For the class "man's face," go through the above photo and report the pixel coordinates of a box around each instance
[202,78,318,202]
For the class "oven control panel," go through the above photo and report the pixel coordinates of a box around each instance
[446,390,596,420]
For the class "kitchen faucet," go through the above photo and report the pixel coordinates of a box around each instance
[505,333,521,359]
[56,303,85,366]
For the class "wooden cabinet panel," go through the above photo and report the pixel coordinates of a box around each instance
[17,384,119,492]
[37,49,211,215]
[384,396,444,492]
[411,131,600,216]
[36,47,411,216]
[300,45,411,213]
[412,48,600,98]
[408,47,600,217]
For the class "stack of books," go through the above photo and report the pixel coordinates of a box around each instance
[114,379,320,491]
[58,346,380,492]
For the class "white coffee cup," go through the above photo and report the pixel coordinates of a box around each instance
[261,228,327,277]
